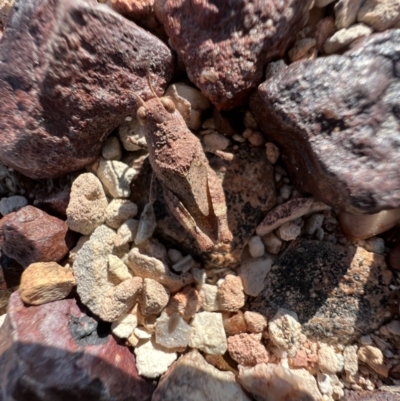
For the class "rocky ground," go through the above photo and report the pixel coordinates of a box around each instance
[1,0,400,400]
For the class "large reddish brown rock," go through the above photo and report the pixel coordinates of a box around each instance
[251,240,394,344]
[155,0,311,110]
[0,0,174,179]
[250,31,400,214]
[0,206,72,267]
[0,292,155,401]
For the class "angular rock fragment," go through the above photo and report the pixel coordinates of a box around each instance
[0,0,174,179]
[134,337,177,378]
[155,311,193,349]
[357,0,400,31]
[0,206,71,267]
[155,0,311,109]
[238,255,272,297]
[152,351,251,401]
[251,31,400,213]
[66,173,108,235]
[105,199,138,229]
[0,195,28,216]
[238,363,321,401]
[126,247,192,292]
[227,333,269,366]
[252,240,393,343]
[165,286,200,321]
[189,311,227,355]
[324,24,372,54]
[140,278,169,315]
[19,262,75,305]
[217,274,245,312]
[107,254,132,283]
[0,292,155,401]
[199,283,220,311]
[111,313,138,339]
[223,311,247,336]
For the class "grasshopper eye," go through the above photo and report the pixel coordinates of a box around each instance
[137,106,147,126]
[160,97,176,114]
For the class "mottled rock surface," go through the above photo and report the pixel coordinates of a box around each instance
[251,31,400,214]
[0,206,71,267]
[155,0,311,109]
[0,292,155,401]
[152,351,251,401]
[343,390,400,401]
[0,0,174,179]
[252,240,393,343]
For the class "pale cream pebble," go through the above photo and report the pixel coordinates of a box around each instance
[69,235,90,263]
[134,326,152,339]
[0,314,6,328]
[107,254,132,283]
[247,131,265,147]
[102,136,122,160]
[135,203,157,245]
[318,344,341,374]
[189,311,227,355]
[134,337,177,378]
[167,248,183,263]
[199,283,220,311]
[261,232,282,255]
[357,0,400,31]
[288,38,316,62]
[329,374,344,399]
[203,132,231,152]
[126,247,192,293]
[19,262,75,306]
[118,118,147,151]
[344,345,359,382]
[165,83,211,131]
[218,275,245,312]
[233,134,246,143]
[0,195,28,216]
[238,256,272,297]
[265,142,280,164]
[248,235,265,258]
[358,345,389,377]
[269,309,302,358]
[105,199,138,229]
[140,278,170,316]
[97,159,136,198]
[317,372,332,396]
[172,254,195,273]
[223,311,248,336]
[276,222,301,241]
[238,363,322,401]
[244,311,268,333]
[155,311,193,349]
[111,313,138,339]
[114,219,139,247]
[324,24,372,54]
[66,173,108,235]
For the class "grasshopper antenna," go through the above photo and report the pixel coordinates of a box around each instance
[132,91,145,108]
[146,71,159,99]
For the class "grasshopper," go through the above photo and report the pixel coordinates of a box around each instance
[134,82,232,252]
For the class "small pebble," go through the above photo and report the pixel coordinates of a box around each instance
[265,142,280,164]
[364,237,385,254]
[101,136,122,160]
[304,214,324,235]
[262,232,282,255]
[276,222,301,241]
[168,248,183,263]
[247,131,265,147]
[172,255,195,274]
[248,236,265,258]
[279,185,292,201]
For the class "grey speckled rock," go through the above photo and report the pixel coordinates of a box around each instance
[251,240,394,344]
[152,350,251,401]
[0,0,174,179]
[155,0,312,110]
[250,31,400,214]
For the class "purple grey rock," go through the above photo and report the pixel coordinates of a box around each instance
[0,0,174,179]
[343,390,400,401]
[0,292,155,401]
[250,31,400,214]
[155,0,312,110]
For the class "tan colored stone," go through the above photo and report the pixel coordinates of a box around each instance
[357,0,400,31]
[114,219,139,247]
[108,254,132,283]
[228,333,269,367]
[223,311,247,336]
[318,343,340,374]
[140,278,170,316]
[19,262,75,305]
[358,345,389,377]
[218,275,245,312]
[105,199,138,229]
[244,311,267,333]
[199,283,220,311]
[0,0,14,26]
[165,286,200,321]
[66,173,108,235]
[127,247,192,292]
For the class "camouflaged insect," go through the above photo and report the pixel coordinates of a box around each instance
[134,87,232,252]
